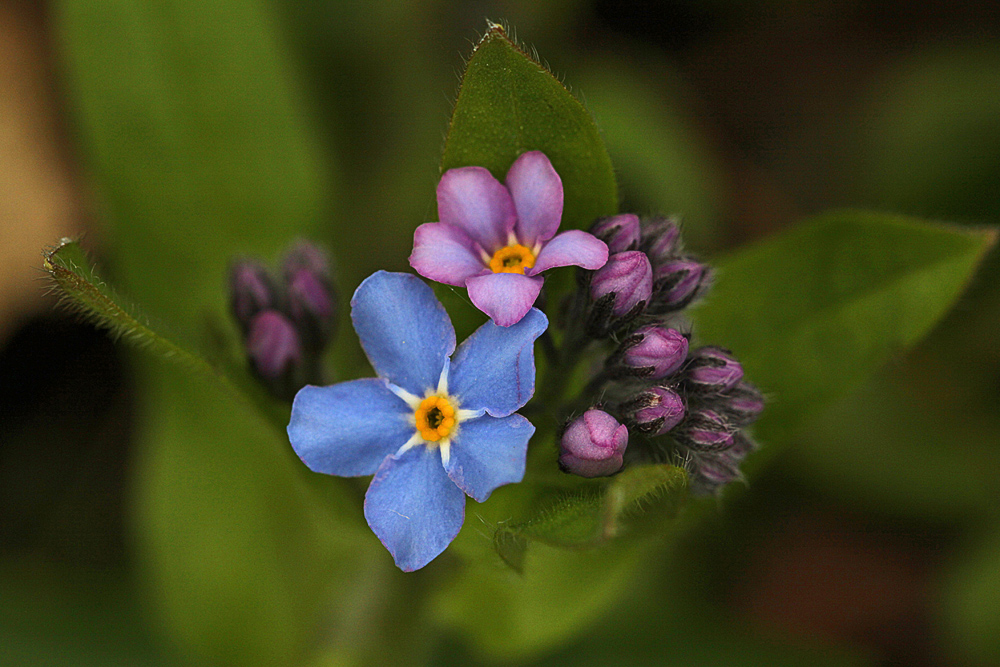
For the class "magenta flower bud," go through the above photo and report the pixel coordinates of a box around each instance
[229,260,276,332]
[559,409,629,478]
[590,251,653,317]
[287,268,337,348]
[675,409,735,451]
[652,258,708,310]
[686,346,744,392]
[720,381,764,426]
[282,240,331,281]
[591,214,641,253]
[246,310,302,381]
[689,433,757,495]
[622,326,688,378]
[642,217,681,263]
[632,386,686,435]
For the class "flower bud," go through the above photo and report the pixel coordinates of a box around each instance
[282,240,331,282]
[674,409,735,451]
[631,386,685,435]
[590,214,641,253]
[590,251,653,317]
[650,258,709,312]
[246,309,303,383]
[719,381,764,426]
[287,268,336,347]
[229,260,277,333]
[559,409,629,478]
[641,216,681,264]
[686,346,744,392]
[688,433,756,496]
[622,326,688,379]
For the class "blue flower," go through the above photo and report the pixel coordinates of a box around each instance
[287,271,547,571]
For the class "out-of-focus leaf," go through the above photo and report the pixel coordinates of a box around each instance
[136,361,377,666]
[577,60,724,249]
[942,527,1000,666]
[54,0,330,335]
[53,2,343,664]
[433,538,649,662]
[441,24,617,231]
[694,211,996,450]
[494,465,687,571]
[0,563,177,666]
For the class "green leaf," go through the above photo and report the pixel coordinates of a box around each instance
[493,465,687,572]
[441,24,617,231]
[53,2,340,664]
[53,0,331,335]
[576,60,724,249]
[941,527,1000,666]
[693,211,997,449]
[433,539,650,662]
[43,238,214,378]
[135,362,378,667]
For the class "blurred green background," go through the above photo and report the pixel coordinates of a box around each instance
[3,1,1000,665]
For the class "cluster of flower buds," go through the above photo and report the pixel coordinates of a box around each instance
[557,216,763,495]
[229,240,336,401]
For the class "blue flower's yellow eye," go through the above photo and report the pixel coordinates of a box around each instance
[489,243,536,274]
[414,395,456,442]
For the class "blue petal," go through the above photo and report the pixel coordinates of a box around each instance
[351,271,456,395]
[364,445,465,571]
[449,308,548,416]
[288,379,413,477]
[445,413,534,503]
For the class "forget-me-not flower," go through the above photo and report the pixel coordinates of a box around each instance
[409,151,608,326]
[287,271,547,571]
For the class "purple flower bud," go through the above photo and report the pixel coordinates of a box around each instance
[686,346,744,392]
[559,409,629,478]
[720,381,764,426]
[287,268,337,347]
[651,258,709,311]
[688,433,756,496]
[590,251,653,317]
[674,409,735,451]
[229,260,276,331]
[622,326,688,379]
[591,214,641,253]
[642,217,681,263]
[632,386,686,435]
[246,310,302,381]
[282,240,331,282]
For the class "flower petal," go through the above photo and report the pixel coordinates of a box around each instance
[364,445,465,571]
[506,151,564,246]
[409,222,488,286]
[450,307,547,416]
[351,271,455,395]
[465,272,543,327]
[437,166,516,253]
[528,230,609,275]
[445,413,534,502]
[288,379,413,476]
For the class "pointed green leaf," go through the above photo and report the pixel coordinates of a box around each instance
[493,465,687,571]
[441,25,617,231]
[44,238,218,378]
[694,211,997,448]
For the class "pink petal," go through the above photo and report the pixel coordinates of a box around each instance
[506,151,564,246]
[437,166,516,253]
[465,272,543,327]
[409,222,488,286]
[528,230,609,275]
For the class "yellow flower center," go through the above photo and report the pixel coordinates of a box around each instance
[489,244,536,274]
[414,395,457,443]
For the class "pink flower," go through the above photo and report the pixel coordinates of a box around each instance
[410,151,609,326]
